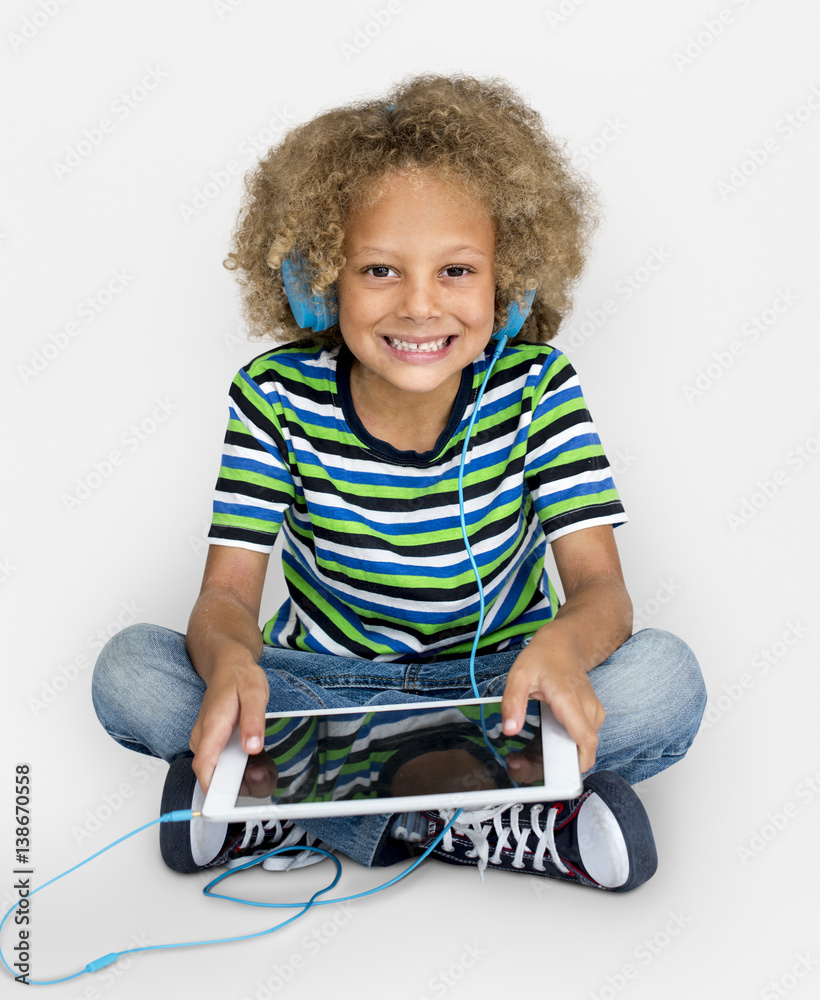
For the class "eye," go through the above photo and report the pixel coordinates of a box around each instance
[364,265,396,278]
[441,265,473,278]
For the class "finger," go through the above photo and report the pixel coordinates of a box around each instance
[577,730,598,775]
[546,690,599,773]
[500,669,534,736]
[237,670,269,756]
[191,715,234,794]
[189,718,201,756]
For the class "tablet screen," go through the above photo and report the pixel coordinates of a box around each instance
[234,699,546,807]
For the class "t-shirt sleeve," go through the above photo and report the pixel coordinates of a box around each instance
[525,350,627,543]
[207,364,296,553]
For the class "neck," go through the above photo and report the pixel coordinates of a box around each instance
[349,361,462,453]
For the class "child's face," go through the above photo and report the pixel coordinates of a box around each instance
[337,170,496,402]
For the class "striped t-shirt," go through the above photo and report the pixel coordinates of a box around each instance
[208,340,626,661]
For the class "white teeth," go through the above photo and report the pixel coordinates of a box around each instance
[387,337,449,352]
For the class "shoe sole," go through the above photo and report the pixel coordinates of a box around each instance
[579,771,658,892]
[159,756,226,873]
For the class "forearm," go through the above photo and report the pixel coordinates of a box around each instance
[185,546,271,787]
[529,576,633,671]
[185,587,265,685]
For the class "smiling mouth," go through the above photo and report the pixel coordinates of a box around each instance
[384,336,453,353]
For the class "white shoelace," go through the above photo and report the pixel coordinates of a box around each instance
[227,819,329,871]
[439,803,569,881]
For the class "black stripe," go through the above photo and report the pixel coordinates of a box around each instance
[228,381,290,464]
[295,456,526,514]
[214,474,293,506]
[525,453,613,487]
[541,355,576,393]
[540,501,625,537]
[208,524,278,547]
[286,501,528,560]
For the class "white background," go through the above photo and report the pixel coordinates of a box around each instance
[2,0,819,997]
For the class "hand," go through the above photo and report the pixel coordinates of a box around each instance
[189,662,269,793]
[500,631,605,774]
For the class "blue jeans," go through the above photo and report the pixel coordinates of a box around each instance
[91,625,706,867]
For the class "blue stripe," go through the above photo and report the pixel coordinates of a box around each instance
[534,476,618,509]
[221,454,293,485]
[537,382,585,415]
[286,402,339,431]
[213,501,285,524]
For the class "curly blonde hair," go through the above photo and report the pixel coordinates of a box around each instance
[224,73,600,343]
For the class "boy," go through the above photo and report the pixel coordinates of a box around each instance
[93,74,706,889]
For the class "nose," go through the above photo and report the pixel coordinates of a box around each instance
[396,274,442,323]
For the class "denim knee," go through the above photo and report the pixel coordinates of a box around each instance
[585,627,707,784]
[93,623,139,714]
[92,622,163,719]
[91,622,201,760]
[632,627,707,753]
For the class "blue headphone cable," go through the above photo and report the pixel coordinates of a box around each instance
[0,336,511,985]
[0,808,464,985]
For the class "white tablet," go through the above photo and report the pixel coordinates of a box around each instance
[201,697,582,822]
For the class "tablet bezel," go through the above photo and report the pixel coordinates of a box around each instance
[201,697,582,822]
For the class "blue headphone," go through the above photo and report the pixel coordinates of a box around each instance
[281,257,535,340]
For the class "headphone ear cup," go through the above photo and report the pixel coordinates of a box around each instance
[281,257,339,332]
[491,288,536,341]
